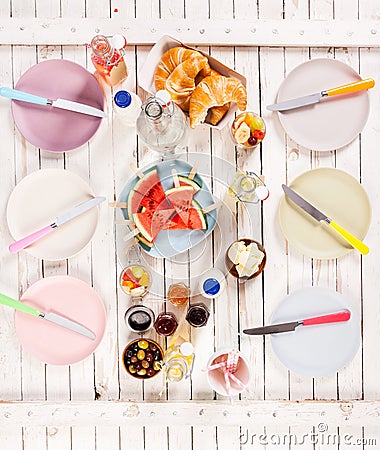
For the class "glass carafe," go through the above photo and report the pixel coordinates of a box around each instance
[136,90,188,156]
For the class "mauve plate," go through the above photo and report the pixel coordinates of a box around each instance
[15,276,106,365]
[12,59,104,152]
[276,59,370,151]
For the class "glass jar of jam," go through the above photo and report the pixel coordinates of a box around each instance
[186,303,210,328]
[124,304,155,334]
[167,283,191,307]
[154,312,178,336]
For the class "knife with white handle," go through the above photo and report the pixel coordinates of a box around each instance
[267,78,375,111]
[9,196,106,254]
[0,292,96,340]
[0,87,107,118]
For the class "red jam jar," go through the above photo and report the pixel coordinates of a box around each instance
[154,312,178,336]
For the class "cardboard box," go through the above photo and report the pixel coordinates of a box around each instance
[138,35,247,130]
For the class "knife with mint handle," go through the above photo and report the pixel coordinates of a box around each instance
[0,87,107,118]
[0,292,96,340]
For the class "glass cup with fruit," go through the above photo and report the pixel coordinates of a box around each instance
[230,111,266,149]
[120,264,152,298]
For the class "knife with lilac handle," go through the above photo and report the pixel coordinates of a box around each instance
[243,310,351,335]
[9,196,106,254]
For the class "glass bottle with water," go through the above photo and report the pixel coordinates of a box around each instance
[136,90,188,156]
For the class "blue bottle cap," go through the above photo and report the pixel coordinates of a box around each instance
[114,90,132,108]
[203,278,220,296]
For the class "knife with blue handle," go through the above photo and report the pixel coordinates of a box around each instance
[0,87,107,118]
[0,292,96,340]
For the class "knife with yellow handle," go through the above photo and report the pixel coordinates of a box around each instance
[267,78,375,111]
[282,184,369,255]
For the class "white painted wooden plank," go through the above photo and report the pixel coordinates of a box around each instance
[95,426,120,450]
[217,426,240,450]
[46,427,71,450]
[145,426,168,450]
[0,44,22,403]
[0,427,23,450]
[234,0,264,402]
[259,1,289,401]
[2,18,380,47]
[1,400,379,426]
[10,0,45,405]
[360,0,380,407]
[71,427,95,450]
[193,426,217,450]
[85,0,120,403]
[23,427,47,450]
[283,0,314,405]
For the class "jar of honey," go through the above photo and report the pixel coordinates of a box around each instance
[167,283,191,307]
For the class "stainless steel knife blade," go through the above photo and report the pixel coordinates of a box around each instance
[282,184,328,222]
[266,92,323,111]
[55,196,106,227]
[243,321,300,335]
[51,98,107,118]
[42,312,96,340]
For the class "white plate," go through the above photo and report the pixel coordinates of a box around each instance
[7,169,99,260]
[270,287,360,377]
[276,59,370,151]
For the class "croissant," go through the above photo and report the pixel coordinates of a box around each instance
[209,103,230,125]
[165,54,211,111]
[196,69,230,124]
[154,46,210,92]
[189,75,247,128]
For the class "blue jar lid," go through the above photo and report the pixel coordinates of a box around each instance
[203,278,220,296]
[114,90,132,108]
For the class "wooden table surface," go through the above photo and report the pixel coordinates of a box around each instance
[1,0,380,449]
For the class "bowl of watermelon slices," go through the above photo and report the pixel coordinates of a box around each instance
[118,159,218,258]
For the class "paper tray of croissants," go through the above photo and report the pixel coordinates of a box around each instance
[139,36,248,129]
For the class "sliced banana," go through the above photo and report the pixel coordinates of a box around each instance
[234,122,251,144]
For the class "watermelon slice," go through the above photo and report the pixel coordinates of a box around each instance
[127,168,168,219]
[165,185,195,225]
[178,175,201,191]
[133,208,176,242]
[167,200,207,230]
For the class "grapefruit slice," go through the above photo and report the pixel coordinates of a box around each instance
[165,185,195,225]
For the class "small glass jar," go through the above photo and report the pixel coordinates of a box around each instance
[124,304,155,334]
[228,170,269,204]
[230,111,266,149]
[167,283,191,307]
[90,34,128,87]
[186,303,210,328]
[120,264,152,298]
[154,312,178,336]
[164,358,188,382]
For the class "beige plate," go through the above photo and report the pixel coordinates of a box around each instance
[278,168,371,259]
[7,169,99,260]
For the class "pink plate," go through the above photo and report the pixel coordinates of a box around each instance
[15,276,106,365]
[276,59,370,151]
[12,59,104,152]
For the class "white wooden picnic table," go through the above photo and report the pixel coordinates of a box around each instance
[1,0,380,449]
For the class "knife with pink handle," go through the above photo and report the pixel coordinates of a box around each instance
[9,196,105,254]
[243,310,351,335]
